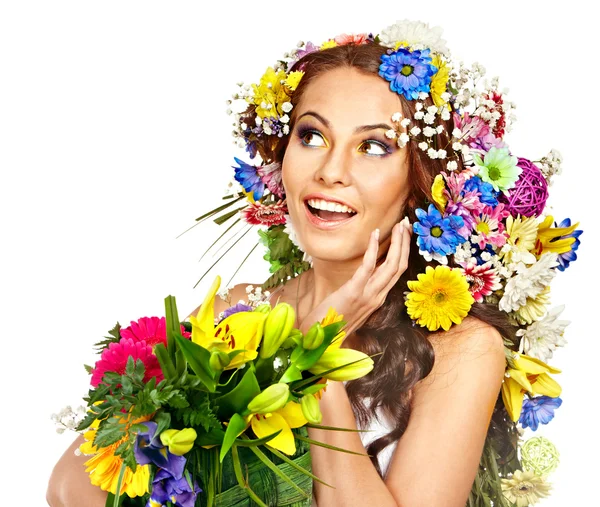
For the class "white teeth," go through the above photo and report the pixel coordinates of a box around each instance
[307,198,356,214]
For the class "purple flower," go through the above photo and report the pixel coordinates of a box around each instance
[221,302,253,320]
[414,204,467,256]
[134,422,186,480]
[470,132,507,153]
[519,396,563,431]
[232,157,265,201]
[149,469,201,507]
[378,47,437,100]
[553,218,583,272]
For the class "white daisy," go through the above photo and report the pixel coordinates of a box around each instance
[499,253,559,313]
[517,305,570,362]
[379,19,449,55]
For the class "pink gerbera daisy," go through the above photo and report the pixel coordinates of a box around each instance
[120,316,191,349]
[90,338,163,387]
[241,200,287,226]
[459,261,502,303]
[471,203,510,249]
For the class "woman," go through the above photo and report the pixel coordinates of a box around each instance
[48,21,571,507]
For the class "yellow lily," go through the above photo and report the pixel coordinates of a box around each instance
[501,352,562,422]
[320,307,346,350]
[249,400,307,456]
[189,276,267,369]
[534,215,579,258]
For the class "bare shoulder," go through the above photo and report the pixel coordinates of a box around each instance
[416,316,506,393]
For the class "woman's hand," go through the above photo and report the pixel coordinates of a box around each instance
[298,217,412,337]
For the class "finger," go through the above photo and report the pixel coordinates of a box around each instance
[381,218,412,295]
[369,221,405,292]
[349,228,380,287]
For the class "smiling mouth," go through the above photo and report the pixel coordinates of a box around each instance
[305,200,358,221]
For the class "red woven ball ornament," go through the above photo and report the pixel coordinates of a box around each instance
[499,157,548,217]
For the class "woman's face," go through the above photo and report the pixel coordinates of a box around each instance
[282,66,410,263]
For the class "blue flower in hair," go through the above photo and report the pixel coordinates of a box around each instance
[232,157,265,200]
[414,204,467,256]
[463,176,499,207]
[553,218,583,272]
[519,396,562,431]
[379,47,437,100]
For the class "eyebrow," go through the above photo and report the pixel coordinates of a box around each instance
[296,111,392,134]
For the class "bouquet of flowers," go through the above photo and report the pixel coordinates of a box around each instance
[62,275,374,507]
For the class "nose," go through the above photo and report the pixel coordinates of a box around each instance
[313,145,352,187]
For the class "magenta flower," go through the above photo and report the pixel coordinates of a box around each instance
[453,112,489,144]
[257,162,285,198]
[90,338,164,387]
[120,316,191,350]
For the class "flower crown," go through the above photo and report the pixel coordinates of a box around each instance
[195,20,583,505]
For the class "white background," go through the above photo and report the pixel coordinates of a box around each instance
[1,1,597,505]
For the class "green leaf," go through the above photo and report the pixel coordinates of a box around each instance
[154,343,177,382]
[246,443,309,499]
[174,335,216,392]
[234,431,282,447]
[154,411,171,437]
[294,434,369,456]
[84,364,93,374]
[293,321,345,371]
[300,384,327,396]
[231,445,268,507]
[164,295,183,361]
[220,413,247,462]
[265,444,333,488]
[279,364,303,383]
[215,367,260,419]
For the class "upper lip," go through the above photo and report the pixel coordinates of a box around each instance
[303,193,358,213]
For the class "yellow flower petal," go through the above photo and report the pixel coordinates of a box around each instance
[502,378,525,422]
[277,401,308,429]
[251,412,296,455]
[190,276,221,346]
[514,353,561,375]
[531,373,562,398]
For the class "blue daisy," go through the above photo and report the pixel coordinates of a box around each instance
[519,396,563,431]
[379,47,437,100]
[553,218,583,272]
[414,204,467,256]
[232,157,265,200]
[463,176,499,207]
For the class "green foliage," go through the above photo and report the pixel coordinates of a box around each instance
[93,322,122,353]
[258,225,311,290]
[172,390,221,432]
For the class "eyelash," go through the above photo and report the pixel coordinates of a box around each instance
[295,126,393,157]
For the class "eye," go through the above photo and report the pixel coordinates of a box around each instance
[358,140,391,156]
[298,128,327,148]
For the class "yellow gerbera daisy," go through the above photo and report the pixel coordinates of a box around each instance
[79,416,151,498]
[405,265,475,331]
[501,469,552,506]
[430,55,450,107]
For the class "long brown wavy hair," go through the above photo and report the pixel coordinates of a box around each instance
[258,42,519,479]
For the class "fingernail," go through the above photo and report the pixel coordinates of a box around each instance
[374,228,380,240]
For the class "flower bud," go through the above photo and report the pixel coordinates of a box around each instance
[282,328,303,349]
[308,349,374,381]
[209,350,230,371]
[159,428,198,456]
[300,394,322,424]
[302,322,324,350]
[247,383,290,414]
[254,304,271,315]
[259,303,296,358]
